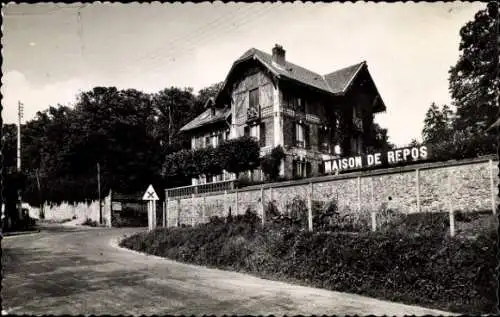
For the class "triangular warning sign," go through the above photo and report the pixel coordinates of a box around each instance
[142,184,159,200]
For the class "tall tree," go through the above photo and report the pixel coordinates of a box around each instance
[196,81,224,108]
[366,123,394,152]
[152,87,197,150]
[422,103,454,144]
[449,3,499,135]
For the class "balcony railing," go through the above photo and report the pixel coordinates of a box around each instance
[246,106,260,123]
[166,179,236,200]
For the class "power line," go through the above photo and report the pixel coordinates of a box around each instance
[121,4,283,78]
[114,5,258,76]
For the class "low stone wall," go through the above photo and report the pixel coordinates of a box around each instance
[27,193,112,226]
[165,156,499,227]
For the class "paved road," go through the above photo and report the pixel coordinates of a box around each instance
[2,225,453,315]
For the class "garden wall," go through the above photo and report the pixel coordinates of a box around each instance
[165,156,499,227]
[27,192,112,226]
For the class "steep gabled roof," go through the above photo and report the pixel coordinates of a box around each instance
[186,47,386,133]
[236,48,333,93]
[324,62,366,94]
[179,106,231,132]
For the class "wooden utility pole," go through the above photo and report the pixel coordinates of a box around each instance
[97,162,102,224]
[35,168,44,218]
[17,101,23,221]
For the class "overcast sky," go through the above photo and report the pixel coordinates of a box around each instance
[2,2,486,146]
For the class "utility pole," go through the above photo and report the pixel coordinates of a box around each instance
[97,162,102,224]
[35,169,44,219]
[17,101,23,221]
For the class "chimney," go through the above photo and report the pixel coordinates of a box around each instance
[272,44,286,66]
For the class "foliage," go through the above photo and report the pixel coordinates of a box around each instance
[365,122,394,152]
[121,218,498,314]
[260,146,285,181]
[82,218,99,227]
[448,3,499,136]
[422,103,454,144]
[428,132,496,162]
[218,136,261,176]
[162,136,260,180]
[2,81,226,204]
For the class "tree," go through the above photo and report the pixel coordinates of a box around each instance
[260,146,285,181]
[422,103,454,144]
[366,123,394,152]
[152,87,197,149]
[196,81,224,109]
[448,3,499,135]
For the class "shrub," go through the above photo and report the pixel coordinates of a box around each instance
[121,215,498,314]
[82,218,98,227]
[260,146,285,181]
[163,136,260,180]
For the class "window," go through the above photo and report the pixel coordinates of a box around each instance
[297,97,305,113]
[259,122,266,147]
[218,133,224,146]
[249,88,259,109]
[318,162,325,175]
[250,125,259,139]
[293,160,310,178]
[318,126,330,153]
[205,136,211,148]
[295,123,310,148]
[295,123,304,148]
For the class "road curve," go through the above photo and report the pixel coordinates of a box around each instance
[2,225,454,315]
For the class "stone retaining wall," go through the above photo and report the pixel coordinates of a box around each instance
[166,156,499,227]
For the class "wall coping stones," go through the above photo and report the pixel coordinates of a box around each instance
[235,154,499,193]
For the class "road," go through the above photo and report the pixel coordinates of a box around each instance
[2,225,453,315]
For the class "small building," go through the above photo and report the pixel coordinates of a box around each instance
[180,44,387,184]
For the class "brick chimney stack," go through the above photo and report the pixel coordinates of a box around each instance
[272,44,286,66]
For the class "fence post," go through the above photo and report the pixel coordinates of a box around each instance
[261,185,265,226]
[191,193,196,227]
[490,160,496,214]
[370,177,376,231]
[308,182,313,232]
[176,198,181,227]
[448,169,455,237]
[235,189,239,215]
[223,189,228,217]
[163,190,168,228]
[416,168,421,213]
[357,176,361,212]
[202,195,206,225]
[371,210,377,232]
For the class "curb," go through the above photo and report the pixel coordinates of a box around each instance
[2,229,40,238]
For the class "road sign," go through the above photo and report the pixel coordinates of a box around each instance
[142,184,159,201]
[142,184,159,231]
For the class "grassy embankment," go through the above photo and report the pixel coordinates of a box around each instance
[120,209,498,314]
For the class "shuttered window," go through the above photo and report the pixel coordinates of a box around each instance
[304,125,310,149]
[259,122,266,147]
[249,88,259,109]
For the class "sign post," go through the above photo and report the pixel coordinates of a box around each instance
[142,184,159,231]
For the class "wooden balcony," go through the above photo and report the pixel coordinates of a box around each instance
[246,106,260,123]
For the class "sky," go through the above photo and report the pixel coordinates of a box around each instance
[2,2,486,146]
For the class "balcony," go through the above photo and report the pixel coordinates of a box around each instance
[246,106,260,123]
